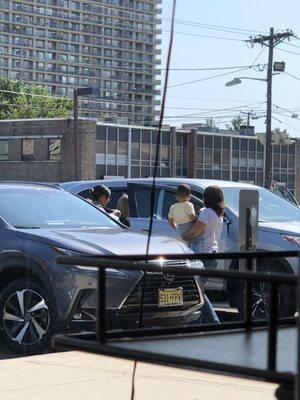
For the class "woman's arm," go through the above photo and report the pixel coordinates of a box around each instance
[182,220,206,241]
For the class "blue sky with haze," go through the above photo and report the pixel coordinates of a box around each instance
[161,0,300,137]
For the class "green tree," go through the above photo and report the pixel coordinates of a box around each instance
[203,118,217,128]
[0,78,73,120]
[226,115,245,131]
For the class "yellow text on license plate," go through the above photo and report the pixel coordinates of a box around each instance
[158,288,183,307]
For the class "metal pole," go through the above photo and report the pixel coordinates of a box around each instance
[267,283,278,370]
[265,27,274,189]
[97,267,106,343]
[128,127,132,178]
[73,89,78,180]
[295,253,300,400]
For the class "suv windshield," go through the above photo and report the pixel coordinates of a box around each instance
[222,187,300,222]
[0,188,120,229]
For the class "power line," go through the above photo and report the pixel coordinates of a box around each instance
[271,116,299,133]
[163,17,267,36]
[0,102,70,112]
[164,103,266,118]
[165,102,264,112]
[250,47,267,67]
[0,88,158,110]
[281,41,300,50]
[0,50,266,73]
[168,67,251,88]
[163,29,244,42]
[276,47,300,57]
[168,95,263,102]
[0,102,154,119]
[163,114,256,120]
[0,89,70,101]
[284,71,300,81]
[165,64,267,71]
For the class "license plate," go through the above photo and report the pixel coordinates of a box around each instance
[158,288,183,307]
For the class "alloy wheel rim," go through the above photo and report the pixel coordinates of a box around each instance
[3,289,50,346]
[251,282,270,318]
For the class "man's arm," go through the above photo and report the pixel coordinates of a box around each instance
[182,220,206,241]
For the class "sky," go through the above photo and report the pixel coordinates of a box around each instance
[161,0,300,137]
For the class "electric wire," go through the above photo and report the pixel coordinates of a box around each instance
[131,2,177,399]
[276,47,300,57]
[146,0,176,254]
[250,47,267,67]
[168,67,251,88]
[163,17,267,36]
[284,71,300,81]
[163,29,245,42]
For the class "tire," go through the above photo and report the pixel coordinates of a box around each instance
[0,278,55,354]
[235,260,296,319]
[275,384,294,400]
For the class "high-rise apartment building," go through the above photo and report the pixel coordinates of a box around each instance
[0,0,161,124]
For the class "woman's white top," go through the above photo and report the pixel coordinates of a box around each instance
[198,207,223,253]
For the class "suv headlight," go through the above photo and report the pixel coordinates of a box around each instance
[190,260,204,269]
[282,235,300,247]
[52,246,84,257]
[52,246,129,275]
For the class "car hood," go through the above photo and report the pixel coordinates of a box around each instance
[259,220,300,235]
[16,227,189,255]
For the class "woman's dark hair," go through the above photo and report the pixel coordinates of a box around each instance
[90,185,111,202]
[203,185,225,217]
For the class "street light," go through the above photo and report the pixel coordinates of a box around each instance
[73,87,99,180]
[225,77,267,87]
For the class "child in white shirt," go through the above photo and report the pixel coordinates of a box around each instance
[168,184,200,251]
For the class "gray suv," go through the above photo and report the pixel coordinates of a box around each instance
[62,178,300,319]
[0,183,204,353]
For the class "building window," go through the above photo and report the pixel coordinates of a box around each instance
[0,140,8,160]
[22,139,34,161]
[48,139,61,161]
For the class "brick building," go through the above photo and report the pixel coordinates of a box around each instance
[0,118,299,201]
[0,118,96,182]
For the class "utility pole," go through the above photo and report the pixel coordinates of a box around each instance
[246,28,294,189]
[265,27,274,191]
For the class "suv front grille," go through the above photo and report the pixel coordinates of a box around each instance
[118,271,200,316]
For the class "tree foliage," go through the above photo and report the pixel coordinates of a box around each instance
[203,118,217,128]
[0,78,73,120]
[226,115,246,131]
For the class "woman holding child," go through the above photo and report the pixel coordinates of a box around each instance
[168,184,225,324]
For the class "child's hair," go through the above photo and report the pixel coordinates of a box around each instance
[90,184,111,202]
[203,185,225,217]
[117,193,129,218]
[176,184,191,198]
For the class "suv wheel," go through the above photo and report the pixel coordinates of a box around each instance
[0,278,54,353]
[235,262,296,319]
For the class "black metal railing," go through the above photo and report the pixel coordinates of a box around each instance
[55,250,299,396]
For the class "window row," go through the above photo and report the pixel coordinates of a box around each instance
[0,139,61,161]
